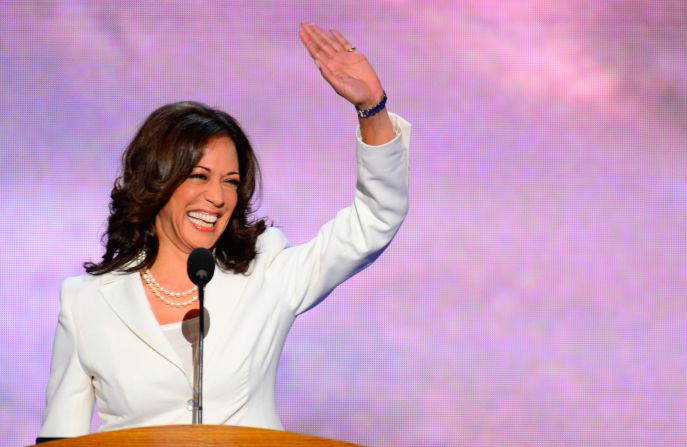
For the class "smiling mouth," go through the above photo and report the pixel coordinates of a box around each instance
[187,211,219,230]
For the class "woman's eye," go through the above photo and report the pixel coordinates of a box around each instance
[190,173,207,180]
[225,179,240,187]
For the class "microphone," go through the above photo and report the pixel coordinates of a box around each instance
[186,247,215,425]
[187,248,215,286]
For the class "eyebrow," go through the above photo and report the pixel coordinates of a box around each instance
[195,165,239,176]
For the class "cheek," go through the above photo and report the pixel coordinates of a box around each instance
[226,187,239,208]
[156,205,174,226]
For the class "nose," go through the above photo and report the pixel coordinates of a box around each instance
[204,178,225,208]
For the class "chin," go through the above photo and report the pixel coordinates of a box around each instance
[183,236,219,252]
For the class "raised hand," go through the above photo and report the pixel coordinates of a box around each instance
[299,22,385,110]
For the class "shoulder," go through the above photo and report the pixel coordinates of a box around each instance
[55,273,100,322]
[256,227,290,252]
[59,271,122,303]
[61,273,99,295]
[248,227,290,272]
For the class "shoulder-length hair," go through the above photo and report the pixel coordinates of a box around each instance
[85,101,267,275]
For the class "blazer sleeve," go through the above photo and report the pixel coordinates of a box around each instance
[39,277,94,438]
[264,112,411,316]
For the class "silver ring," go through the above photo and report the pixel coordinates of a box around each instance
[346,47,356,52]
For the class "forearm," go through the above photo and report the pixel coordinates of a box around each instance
[358,108,395,146]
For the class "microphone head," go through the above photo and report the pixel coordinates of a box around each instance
[187,248,215,286]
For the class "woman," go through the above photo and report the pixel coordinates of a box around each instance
[39,23,410,438]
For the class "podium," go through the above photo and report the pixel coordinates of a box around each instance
[30,425,363,446]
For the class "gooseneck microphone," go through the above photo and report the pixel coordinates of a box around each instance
[187,247,215,424]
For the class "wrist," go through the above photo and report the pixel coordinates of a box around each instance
[356,88,384,109]
[356,90,387,119]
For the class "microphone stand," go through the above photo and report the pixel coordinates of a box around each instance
[187,247,214,425]
[193,284,205,424]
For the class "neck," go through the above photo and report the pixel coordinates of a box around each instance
[149,243,196,291]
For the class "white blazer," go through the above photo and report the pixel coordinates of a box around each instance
[40,114,411,438]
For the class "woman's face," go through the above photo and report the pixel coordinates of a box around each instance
[155,136,240,256]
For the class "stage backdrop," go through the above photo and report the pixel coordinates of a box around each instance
[2,1,686,446]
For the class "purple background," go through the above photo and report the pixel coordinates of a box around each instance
[2,1,687,446]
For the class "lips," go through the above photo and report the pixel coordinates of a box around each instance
[187,211,219,231]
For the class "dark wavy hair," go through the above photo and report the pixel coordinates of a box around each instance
[85,101,267,275]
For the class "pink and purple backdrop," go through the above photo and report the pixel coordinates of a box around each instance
[2,1,686,446]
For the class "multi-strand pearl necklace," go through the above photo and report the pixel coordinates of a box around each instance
[141,268,199,307]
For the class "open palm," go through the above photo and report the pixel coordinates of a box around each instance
[299,23,384,109]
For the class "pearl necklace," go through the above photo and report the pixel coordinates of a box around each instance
[141,268,199,307]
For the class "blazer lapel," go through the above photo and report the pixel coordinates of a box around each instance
[100,272,185,374]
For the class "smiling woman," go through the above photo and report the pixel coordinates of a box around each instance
[84,101,266,278]
[38,23,410,441]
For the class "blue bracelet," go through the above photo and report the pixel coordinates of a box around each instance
[356,91,387,118]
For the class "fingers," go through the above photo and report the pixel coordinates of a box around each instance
[299,25,319,57]
[311,24,346,53]
[299,28,330,63]
[298,30,332,73]
[303,23,337,58]
[330,28,354,52]
[298,27,318,58]
[299,22,349,59]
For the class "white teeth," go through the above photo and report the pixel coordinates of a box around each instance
[187,211,218,224]
[188,216,213,228]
